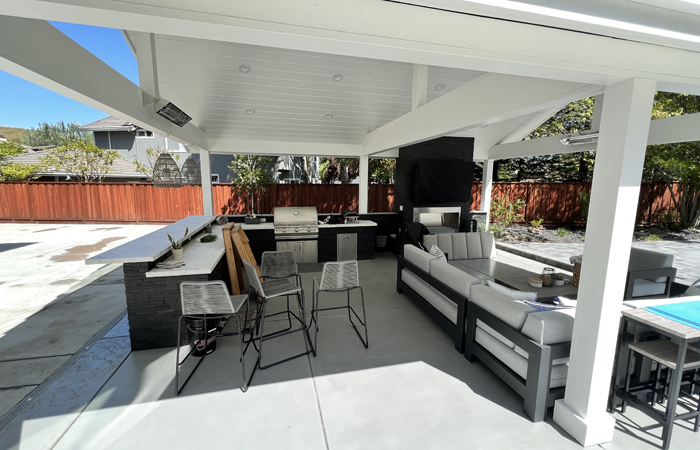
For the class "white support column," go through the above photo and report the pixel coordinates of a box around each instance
[412,64,428,111]
[199,149,214,216]
[553,78,656,446]
[359,154,369,213]
[480,159,495,230]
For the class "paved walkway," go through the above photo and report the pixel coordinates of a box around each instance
[0,223,162,426]
[498,240,700,286]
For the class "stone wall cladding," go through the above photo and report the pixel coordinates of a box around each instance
[123,256,231,351]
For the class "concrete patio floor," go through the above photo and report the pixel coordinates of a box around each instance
[1,245,699,449]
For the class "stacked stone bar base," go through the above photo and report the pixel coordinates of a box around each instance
[123,257,230,351]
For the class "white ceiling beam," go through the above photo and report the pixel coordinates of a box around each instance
[362,73,602,155]
[131,31,160,102]
[489,135,595,159]
[647,113,700,146]
[0,15,209,150]
[2,1,700,93]
[412,65,428,111]
[207,139,362,158]
[489,112,700,159]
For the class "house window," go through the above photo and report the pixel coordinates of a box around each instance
[211,174,220,183]
[136,130,154,138]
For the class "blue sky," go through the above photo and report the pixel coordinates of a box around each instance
[0,22,137,129]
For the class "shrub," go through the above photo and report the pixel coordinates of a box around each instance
[489,224,507,239]
[556,227,569,237]
[655,209,681,227]
[642,234,662,242]
[491,197,526,226]
[530,218,544,228]
[578,190,590,221]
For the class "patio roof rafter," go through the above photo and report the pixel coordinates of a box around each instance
[489,111,700,160]
[362,73,602,155]
[2,0,700,94]
[0,15,209,150]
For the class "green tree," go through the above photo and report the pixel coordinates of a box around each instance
[22,121,92,147]
[228,155,276,215]
[40,140,120,182]
[643,92,700,227]
[0,142,43,181]
[319,158,395,183]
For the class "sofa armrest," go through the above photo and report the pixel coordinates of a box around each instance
[465,302,571,422]
[624,267,676,300]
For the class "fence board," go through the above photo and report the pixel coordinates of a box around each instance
[0,181,682,224]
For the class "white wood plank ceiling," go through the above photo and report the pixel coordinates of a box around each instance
[138,33,487,145]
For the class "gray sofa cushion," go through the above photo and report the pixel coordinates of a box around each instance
[401,269,458,324]
[404,244,436,273]
[470,284,536,329]
[429,259,481,298]
[521,311,575,345]
[628,247,674,282]
[487,280,537,302]
[424,232,495,261]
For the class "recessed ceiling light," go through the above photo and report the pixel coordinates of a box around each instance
[333,73,343,81]
[324,113,334,119]
[239,64,251,73]
[435,83,445,91]
[245,108,255,115]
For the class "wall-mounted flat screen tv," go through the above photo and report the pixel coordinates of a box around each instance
[414,160,474,205]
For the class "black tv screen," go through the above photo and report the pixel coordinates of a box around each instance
[414,160,474,205]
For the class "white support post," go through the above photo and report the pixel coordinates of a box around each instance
[199,149,214,216]
[553,78,656,446]
[480,159,495,230]
[359,154,369,213]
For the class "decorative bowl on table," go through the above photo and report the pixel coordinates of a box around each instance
[528,276,543,288]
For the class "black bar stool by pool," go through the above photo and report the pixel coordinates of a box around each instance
[243,259,313,369]
[175,281,251,394]
[617,338,700,450]
[310,260,369,356]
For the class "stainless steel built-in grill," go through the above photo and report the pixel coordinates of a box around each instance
[273,206,319,240]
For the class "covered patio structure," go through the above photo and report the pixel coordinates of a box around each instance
[2,1,700,446]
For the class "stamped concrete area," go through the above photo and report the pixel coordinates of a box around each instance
[0,224,162,427]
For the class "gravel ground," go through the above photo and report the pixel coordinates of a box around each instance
[493,224,700,244]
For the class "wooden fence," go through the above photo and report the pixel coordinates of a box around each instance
[0,181,678,224]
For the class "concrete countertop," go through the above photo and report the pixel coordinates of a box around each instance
[145,225,225,278]
[240,220,377,231]
[86,215,214,264]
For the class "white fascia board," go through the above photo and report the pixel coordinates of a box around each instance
[363,73,602,154]
[489,135,596,159]
[208,139,362,158]
[2,1,700,92]
[647,113,700,146]
[0,15,208,150]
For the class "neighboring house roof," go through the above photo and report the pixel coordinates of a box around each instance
[9,148,145,178]
[80,116,143,132]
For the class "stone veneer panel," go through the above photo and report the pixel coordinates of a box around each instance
[123,257,230,351]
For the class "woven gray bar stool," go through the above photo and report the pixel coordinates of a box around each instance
[176,281,251,394]
[310,260,369,356]
[243,259,313,369]
[261,251,304,333]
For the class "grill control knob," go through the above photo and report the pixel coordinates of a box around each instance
[307,228,311,232]
[295,228,299,232]
[282,228,286,233]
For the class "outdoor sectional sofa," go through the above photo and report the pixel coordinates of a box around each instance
[396,233,576,422]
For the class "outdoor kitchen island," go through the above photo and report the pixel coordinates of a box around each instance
[242,219,377,264]
[87,215,377,351]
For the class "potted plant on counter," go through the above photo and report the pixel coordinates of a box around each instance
[168,228,188,261]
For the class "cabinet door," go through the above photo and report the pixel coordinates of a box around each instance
[337,234,357,261]
[276,241,295,261]
[297,241,318,264]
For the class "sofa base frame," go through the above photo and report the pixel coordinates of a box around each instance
[464,303,571,422]
[396,256,467,353]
